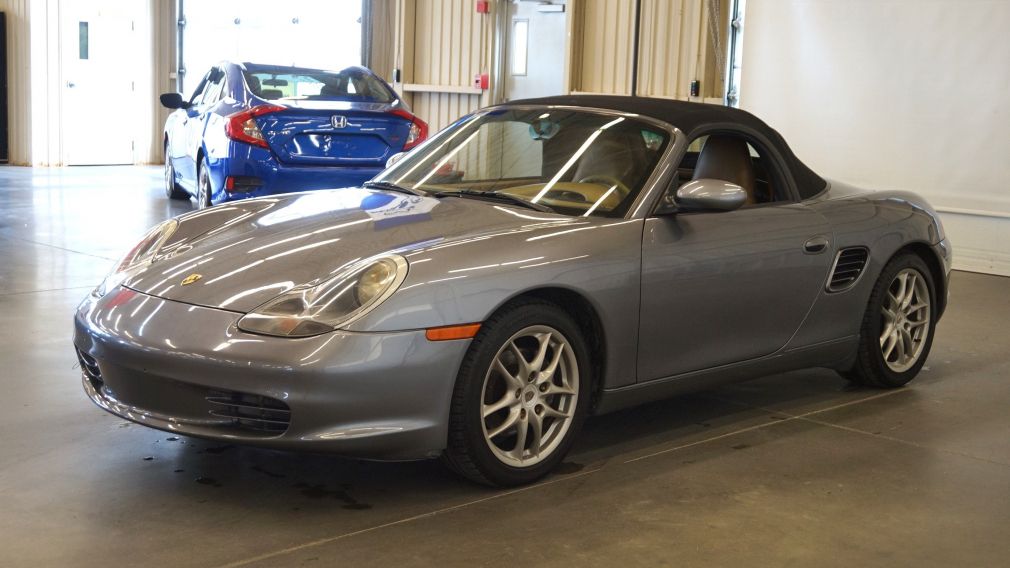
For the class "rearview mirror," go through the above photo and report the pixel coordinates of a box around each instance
[159,93,190,110]
[386,152,407,168]
[674,179,747,212]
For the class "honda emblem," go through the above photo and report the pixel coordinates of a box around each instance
[331,115,348,129]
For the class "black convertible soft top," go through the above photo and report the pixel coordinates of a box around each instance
[507,95,826,200]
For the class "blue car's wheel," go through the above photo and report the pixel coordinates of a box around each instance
[196,161,212,209]
[444,298,591,486]
[164,150,188,200]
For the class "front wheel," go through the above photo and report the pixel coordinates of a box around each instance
[443,300,591,486]
[845,253,936,388]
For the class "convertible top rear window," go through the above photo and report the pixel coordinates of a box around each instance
[243,67,395,104]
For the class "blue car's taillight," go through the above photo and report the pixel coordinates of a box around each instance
[390,109,429,150]
[226,104,286,148]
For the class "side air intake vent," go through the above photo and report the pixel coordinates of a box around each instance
[827,247,869,292]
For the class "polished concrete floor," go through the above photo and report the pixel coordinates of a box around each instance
[1,165,1008,567]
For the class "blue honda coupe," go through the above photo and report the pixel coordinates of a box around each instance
[160,62,429,208]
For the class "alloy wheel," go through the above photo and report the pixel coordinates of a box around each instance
[879,268,931,372]
[480,325,579,467]
[197,166,211,209]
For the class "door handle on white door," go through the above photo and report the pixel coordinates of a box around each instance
[66,81,76,88]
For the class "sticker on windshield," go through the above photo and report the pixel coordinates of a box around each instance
[529,119,560,140]
[641,130,664,151]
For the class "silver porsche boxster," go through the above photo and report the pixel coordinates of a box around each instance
[74,96,951,486]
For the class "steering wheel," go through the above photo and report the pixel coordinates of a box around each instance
[576,175,631,199]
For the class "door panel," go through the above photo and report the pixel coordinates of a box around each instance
[638,204,833,381]
[184,70,222,177]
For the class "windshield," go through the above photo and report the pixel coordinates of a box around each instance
[242,67,395,104]
[374,108,670,218]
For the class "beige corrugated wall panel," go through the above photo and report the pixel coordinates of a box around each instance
[1,0,31,165]
[639,0,696,99]
[410,91,482,134]
[577,0,635,95]
[403,0,487,132]
[412,0,483,86]
[571,0,728,100]
[146,0,176,164]
[636,0,729,100]
[366,0,396,82]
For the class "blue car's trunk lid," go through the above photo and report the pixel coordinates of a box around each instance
[257,101,413,167]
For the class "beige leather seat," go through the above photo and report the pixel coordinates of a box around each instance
[692,135,758,205]
[572,134,642,186]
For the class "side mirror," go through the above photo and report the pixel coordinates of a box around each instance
[386,152,407,168]
[159,93,190,110]
[674,178,747,212]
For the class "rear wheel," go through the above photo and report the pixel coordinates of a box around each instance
[164,147,187,200]
[443,300,591,486]
[845,253,936,388]
[196,160,212,209]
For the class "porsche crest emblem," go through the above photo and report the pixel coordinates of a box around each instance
[180,273,203,286]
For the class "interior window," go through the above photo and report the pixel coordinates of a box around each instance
[242,68,395,104]
[676,134,788,205]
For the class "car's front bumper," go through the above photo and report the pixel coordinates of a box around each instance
[73,288,470,460]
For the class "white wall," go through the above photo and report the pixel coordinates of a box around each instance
[740,0,1010,276]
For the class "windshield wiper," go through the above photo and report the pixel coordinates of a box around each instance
[432,189,555,213]
[363,181,427,197]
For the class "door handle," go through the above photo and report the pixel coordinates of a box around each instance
[66,81,76,88]
[804,236,829,254]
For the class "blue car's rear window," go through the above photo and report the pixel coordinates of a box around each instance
[243,67,395,104]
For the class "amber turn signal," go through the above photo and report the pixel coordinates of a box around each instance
[425,323,482,341]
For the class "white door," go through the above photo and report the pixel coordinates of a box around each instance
[61,0,137,165]
[505,1,567,101]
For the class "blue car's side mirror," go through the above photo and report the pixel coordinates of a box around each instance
[160,93,191,110]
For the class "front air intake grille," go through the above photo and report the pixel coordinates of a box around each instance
[76,349,103,388]
[205,390,291,434]
[827,247,869,292]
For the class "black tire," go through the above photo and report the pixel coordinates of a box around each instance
[845,253,937,388]
[164,147,188,200]
[196,159,212,209]
[443,299,592,486]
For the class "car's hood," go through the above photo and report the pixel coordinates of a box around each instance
[124,188,573,312]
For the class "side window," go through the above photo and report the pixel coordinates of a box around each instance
[676,133,789,205]
[203,69,226,105]
[188,72,211,106]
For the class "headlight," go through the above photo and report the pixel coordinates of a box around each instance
[94,219,179,297]
[237,255,409,337]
